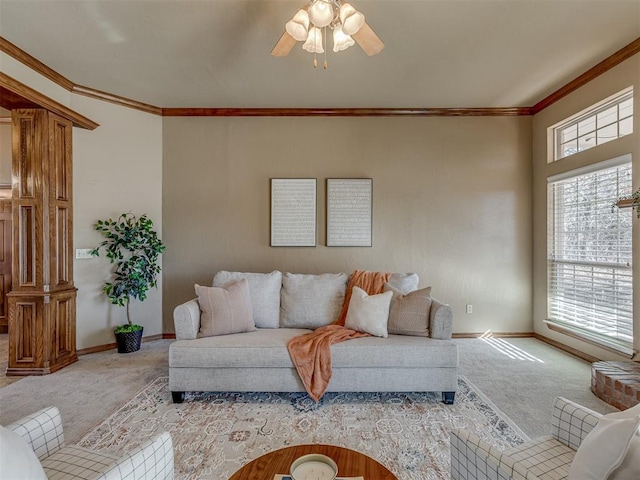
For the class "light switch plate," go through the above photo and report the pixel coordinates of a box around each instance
[75,248,93,259]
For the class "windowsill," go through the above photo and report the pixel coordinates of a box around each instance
[544,319,635,358]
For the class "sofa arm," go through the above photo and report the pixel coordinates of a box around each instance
[173,299,201,340]
[430,298,453,339]
[97,431,174,480]
[550,396,601,450]
[450,429,534,480]
[7,406,65,461]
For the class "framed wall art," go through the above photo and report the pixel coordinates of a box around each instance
[270,178,317,247]
[326,178,372,247]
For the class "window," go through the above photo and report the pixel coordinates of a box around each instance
[547,157,633,352]
[553,88,633,161]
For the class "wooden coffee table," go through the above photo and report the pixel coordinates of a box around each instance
[229,444,398,479]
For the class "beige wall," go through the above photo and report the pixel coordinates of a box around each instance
[71,95,163,349]
[532,53,640,360]
[0,58,164,350]
[162,116,533,334]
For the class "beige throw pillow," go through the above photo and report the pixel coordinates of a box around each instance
[280,272,348,329]
[384,283,432,337]
[344,286,393,338]
[212,271,282,328]
[196,279,255,337]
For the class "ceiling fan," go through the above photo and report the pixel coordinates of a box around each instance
[272,0,384,68]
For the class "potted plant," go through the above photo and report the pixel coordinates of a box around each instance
[616,187,640,218]
[91,213,166,353]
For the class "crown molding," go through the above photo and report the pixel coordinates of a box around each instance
[0,36,162,115]
[531,37,640,114]
[1,34,638,117]
[162,107,532,117]
[0,72,99,129]
[0,37,74,91]
[72,85,162,115]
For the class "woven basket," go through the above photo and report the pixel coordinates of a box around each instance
[115,327,144,353]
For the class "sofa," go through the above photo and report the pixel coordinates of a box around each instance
[169,271,458,404]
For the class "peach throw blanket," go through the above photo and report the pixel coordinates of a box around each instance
[287,270,390,402]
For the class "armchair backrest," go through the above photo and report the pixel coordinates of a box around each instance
[7,406,65,460]
[550,397,601,450]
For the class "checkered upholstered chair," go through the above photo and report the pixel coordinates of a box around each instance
[6,406,174,479]
[450,397,601,480]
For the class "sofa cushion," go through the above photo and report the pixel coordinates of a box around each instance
[213,270,282,328]
[384,283,432,337]
[388,272,420,294]
[196,279,255,337]
[280,272,348,329]
[505,436,575,480]
[169,329,458,369]
[344,287,393,338]
[41,446,120,479]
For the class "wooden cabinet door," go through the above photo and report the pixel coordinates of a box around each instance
[0,197,11,333]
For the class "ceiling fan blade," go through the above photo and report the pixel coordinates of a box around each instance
[352,22,384,56]
[271,32,297,57]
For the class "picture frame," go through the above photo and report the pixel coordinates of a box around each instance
[326,178,372,247]
[270,178,317,247]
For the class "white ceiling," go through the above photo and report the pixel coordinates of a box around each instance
[1,0,639,109]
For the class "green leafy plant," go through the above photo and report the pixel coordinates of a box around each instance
[616,187,640,218]
[91,213,165,332]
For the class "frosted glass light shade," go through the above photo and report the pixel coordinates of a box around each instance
[333,25,354,52]
[339,3,365,35]
[308,0,335,28]
[303,27,324,53]
[286,9,310,42]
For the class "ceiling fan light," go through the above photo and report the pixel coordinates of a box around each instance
[302,27,324,53]
[286,10,310,41]
[339,3,365,35]
[308,0,335,28]
[333,25,355,52]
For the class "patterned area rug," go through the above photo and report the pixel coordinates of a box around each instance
[78,376,527,479]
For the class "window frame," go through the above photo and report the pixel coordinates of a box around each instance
[546,154,634,355]
[551,87,633,162]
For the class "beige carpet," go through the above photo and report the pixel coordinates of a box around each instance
[0,336,615,445]
[77,375,527,480]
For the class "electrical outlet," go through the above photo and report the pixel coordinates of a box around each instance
[75,248,94,259]
[466,304,473,314]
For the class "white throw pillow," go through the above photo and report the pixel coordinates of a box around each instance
[388,272,420,294]
[344,286,393,338]
[568,402,640,480]
[610,430,640,479]
[0,425,47,480]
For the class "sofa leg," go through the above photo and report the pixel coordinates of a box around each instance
[442,391,455,405]
[171,391,185,403]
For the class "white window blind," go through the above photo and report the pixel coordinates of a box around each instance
[548,159,633,347]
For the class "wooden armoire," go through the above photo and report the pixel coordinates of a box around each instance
[6,109,78,375]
